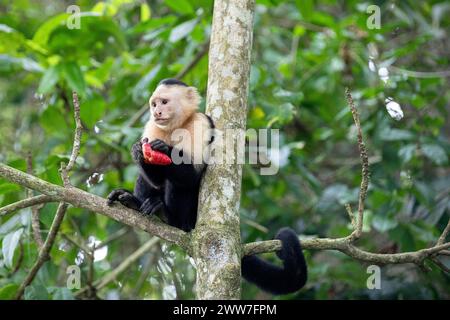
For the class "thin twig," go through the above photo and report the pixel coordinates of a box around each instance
[60,91,83,187]
[14,202,69,299]
[437,219,450,245]
[389,65,450,79]
[95,227,130,250]
[345,88,370,242]
[430,256,450,273]
[0,195,57,217]
[26,152,44,249]
[345,203,356,229]
[66,92,83,173]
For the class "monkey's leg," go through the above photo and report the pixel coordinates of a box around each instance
[134,175,165,216]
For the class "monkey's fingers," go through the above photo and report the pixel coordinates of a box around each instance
[107,189,131,205]
[150,139,170,154]
[131,141,145,164]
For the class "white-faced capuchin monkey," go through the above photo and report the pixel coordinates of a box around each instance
[107,78,307,295]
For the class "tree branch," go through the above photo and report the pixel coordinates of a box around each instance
[243,237,450,265]
[0,163,190,251]
[0,195,57,217]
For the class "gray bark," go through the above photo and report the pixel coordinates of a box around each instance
[192,0,255,299]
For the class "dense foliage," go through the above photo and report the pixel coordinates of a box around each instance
[0,0,449,299]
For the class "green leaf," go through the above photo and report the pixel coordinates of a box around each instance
[2,228,23,268]
[51,287,75,300]
[33,14,69,46]
[140,3,151,21]
[80,93,106,129]
[24,284,50,300]
[0,24,25,54]
[165,0,194,15]
[421,144,448,165]
[132,64,161,103]
[295,0,313,20]
[0,183,21,194]
[169,19,197,43]
[61,62,86,95]
[0,284,19,299]
[92,2,118,16]
[398,144,416,163]
[37,66,60,94]
[267,103,296,126]
[39,105,68,137]
[379,128,414,141]
[33,13,127,55]
[372,215,398,232]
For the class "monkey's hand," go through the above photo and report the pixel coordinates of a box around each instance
[149,139,172,156]
[107,189,141,211]
[131,140,145,165]
[139,197,163,216]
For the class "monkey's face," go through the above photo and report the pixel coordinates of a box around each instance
[149,85,181,129]
[149,84,200,131]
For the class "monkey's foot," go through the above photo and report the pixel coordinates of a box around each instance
[139,198,163,216]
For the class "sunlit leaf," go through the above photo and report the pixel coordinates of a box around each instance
[37,66,60,94]
[140,3,151,22]
[61,62,86,95]
[2,228,23,268]
[165,0,194,15]
[169,19,197,43]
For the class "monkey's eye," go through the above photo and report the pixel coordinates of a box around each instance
[162,99,168,105]
[151,102,156,107]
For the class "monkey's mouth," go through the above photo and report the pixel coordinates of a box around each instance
[155,118,169,124]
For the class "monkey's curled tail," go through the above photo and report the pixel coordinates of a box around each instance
[241,227,307,295]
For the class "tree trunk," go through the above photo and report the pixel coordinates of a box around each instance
[192,0,255,300]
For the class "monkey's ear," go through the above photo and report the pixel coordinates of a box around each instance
[186,86,201,106]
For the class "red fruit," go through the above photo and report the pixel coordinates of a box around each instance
[142,143,172,165]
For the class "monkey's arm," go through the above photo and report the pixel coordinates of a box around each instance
[150,139,204,186]
[107,141,166,215]
[131,140,168,188]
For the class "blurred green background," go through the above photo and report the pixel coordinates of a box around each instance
[0,0,449,299]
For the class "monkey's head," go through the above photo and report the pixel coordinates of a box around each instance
[149,79,201,131]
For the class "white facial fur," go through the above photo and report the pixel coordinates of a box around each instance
[148,84,200,132]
